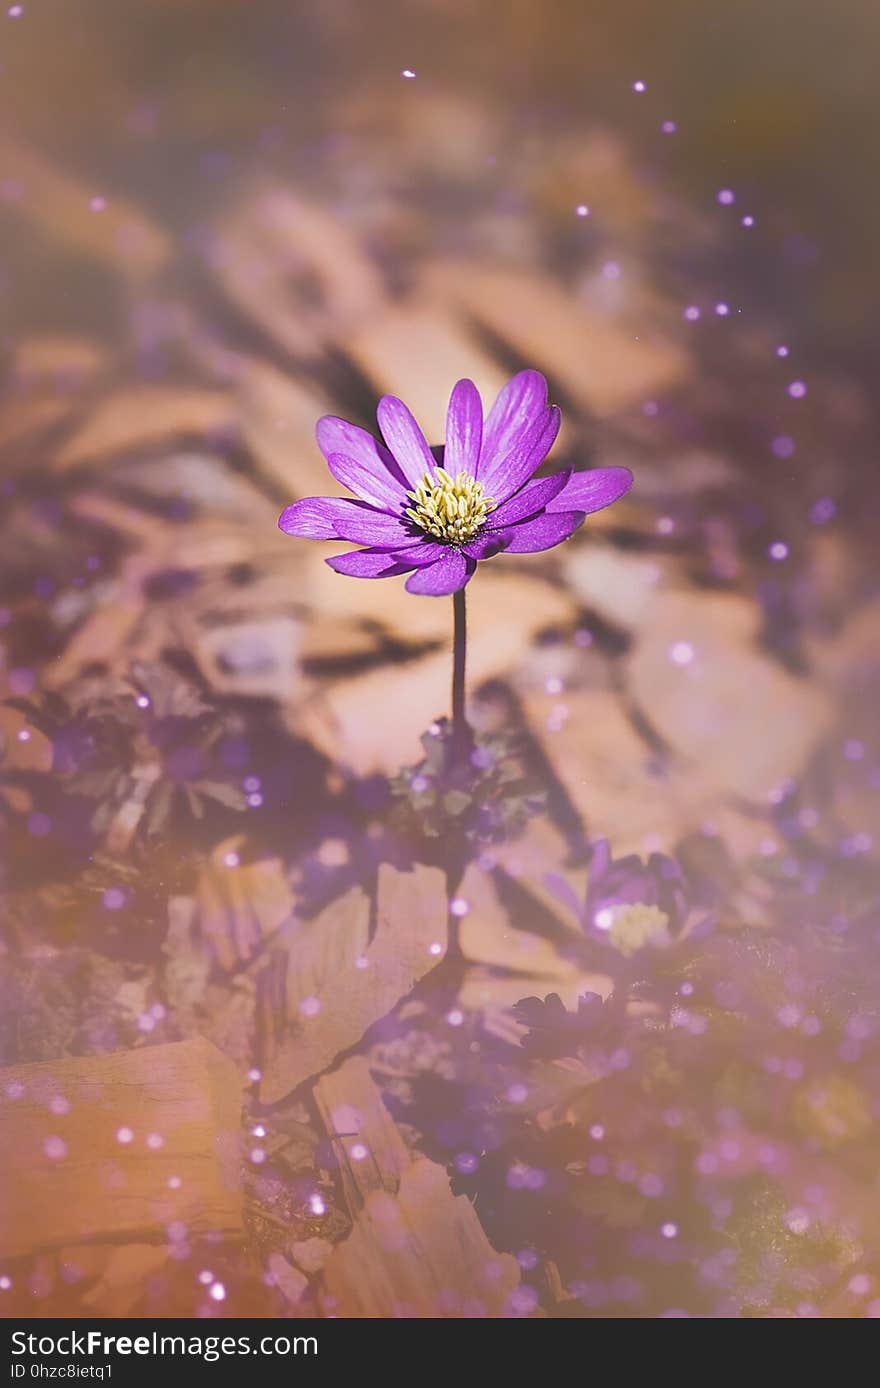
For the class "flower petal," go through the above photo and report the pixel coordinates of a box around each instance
[461,531,510,560]
[486,469,571,527]
[481,406,561,504]
[316,416,410,502]
[500,509,585,553]
[398,541,448,567]
[279,497,344,539]
[325,549,420,578]
[444,378,483,475]
[279,496,412,545]
[377,396,436,487]
[547,466,633,516]
[324,451,408,510]
[325,540,448,577]
[478,370,549,479]
[404,549,475,595]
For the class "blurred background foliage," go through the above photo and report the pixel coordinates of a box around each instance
[1,0,878,373]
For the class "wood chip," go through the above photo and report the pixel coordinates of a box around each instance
[297,568,575,773]
[627,590,832,802]
[524,686,702,853]
[12,334,108,386]
[289,1237,333,1275]
[313,1057,410,1212]
[267,1252,308,1306]
[344,299,509,442]
[213,186,384,359]
[55,387,233,470]
[458,861,580,980]
[236,359,339,498]
[317,1058,521,1318]
[0,396,76,454]
[78,1244,172,1316]
[195,837,293,972]
[0,704,53,774]
[564,542,671,630]
[0,136,169,278]
[456,861,610,1043]
[425,261,688,415]
[41,555,154,689]
[323,1157,524,1317]
[0,1038,243,1257]
[259,864,447,1103]
[193,614,301,703]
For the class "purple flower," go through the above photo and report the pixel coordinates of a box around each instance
[549,840,712,960]
[587,840,689,939]
[278,371,632,595]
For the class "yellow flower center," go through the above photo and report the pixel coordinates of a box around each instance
[597,902,671,957]
[405,467,496,545]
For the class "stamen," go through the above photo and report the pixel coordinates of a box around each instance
[601,903,671,957]
[405,468,496,545]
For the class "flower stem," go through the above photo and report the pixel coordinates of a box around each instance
[451,587,469,760]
